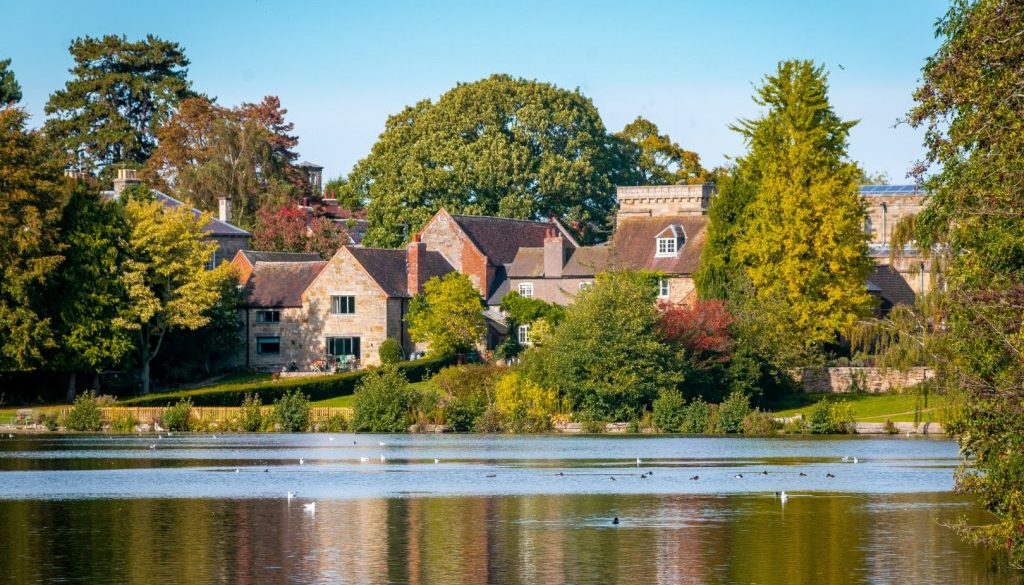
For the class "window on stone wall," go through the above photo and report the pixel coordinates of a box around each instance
[578,281,593,291]
[327,336,361,359]
[256,310,281,323]
[256,336,280,354]
[658,278,670,299]
[517,324,531,345]
[518,283,534,298]
[331,295,355,315]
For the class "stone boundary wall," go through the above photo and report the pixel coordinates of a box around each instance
[797,367,933,394]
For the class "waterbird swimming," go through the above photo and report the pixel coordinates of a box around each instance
[299,459,305,465]
[612,517,620,525]
[735,474,744,479]
[149,444,156,449]
[303,502,316,514]
[842,456,849,463]
[486,474,496,478]
[761,471,768,475]
[636,458,642,468]
[826,473,835,479]
[379,441,387,447]
[329,437,334,441]
[799,472,807,477]
[359,457,369,462]
[779,491,788,504]
[234,468,239,473]
[853,457,859,464]
[434,458,440,464]
[287,491,296,500]
[380,455,386,463]
[610,476,616,481]
[689,475,700,481]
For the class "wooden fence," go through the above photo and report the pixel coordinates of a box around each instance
[57,406,352,425]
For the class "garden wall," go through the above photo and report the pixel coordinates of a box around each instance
[797,367,933,394]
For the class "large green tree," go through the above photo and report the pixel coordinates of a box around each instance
[0,108,68,369]
[0,58,22,105]
[521,271,681,420]
[46,187,134,399]
[715,61,874,350]
[45,35,193,172]
[114,186,236,394]
[350,74,627,247]
[614,116,707,185]
[145,96,299,229]
[406,272,486,357]
[900,0,1024,563]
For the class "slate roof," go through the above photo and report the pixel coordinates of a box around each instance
[242,261,328,308]
[450,214,577,266]
[608,215,708,275]
[507,246,611,278]
[103,189,251,237]
[238,250,322,264]
[347,247,455,298]
[868,265,917,308]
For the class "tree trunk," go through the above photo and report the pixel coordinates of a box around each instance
[65,372,76,404]
[139,328,151,395]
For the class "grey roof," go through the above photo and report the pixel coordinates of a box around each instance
[346,247,454,298]
[859,185,924,196]
[296,161,324,170]
[450,214,577,265]
[103,189,251,237]
[239,250,322,264]
[242,261,328,307]
[868,265,917,307]
[507,246,611,279]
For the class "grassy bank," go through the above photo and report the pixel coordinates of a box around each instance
[769,392,946,423]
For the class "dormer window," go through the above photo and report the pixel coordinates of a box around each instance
[654,225,685,257]
[656,237,677,257]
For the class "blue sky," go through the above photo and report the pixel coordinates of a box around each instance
[2,0,947,182]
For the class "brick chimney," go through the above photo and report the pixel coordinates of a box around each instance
[112,168,141,195]
[218,197,232,224]
[543,227,568,278]
[407,234,428,295]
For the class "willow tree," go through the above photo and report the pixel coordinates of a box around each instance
[899,0,1024,563]
[729,60,873,349]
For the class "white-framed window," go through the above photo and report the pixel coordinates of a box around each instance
[331,295,355,315]
[658,278,670,299]
[656,237,677,257]
[256,309,281,324]
[578,281,593,291]
[518,282,534,298]
[517,324,531,345]
[256,336,281,355]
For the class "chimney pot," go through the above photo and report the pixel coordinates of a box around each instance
[218,197,232,224]
[407,238,428,295]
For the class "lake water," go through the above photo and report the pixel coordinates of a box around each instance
[0,434,1019,584]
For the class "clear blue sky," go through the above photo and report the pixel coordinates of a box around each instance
[2,0,947,182]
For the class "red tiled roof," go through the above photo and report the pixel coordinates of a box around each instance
[242,261,328,307]
[451,215,576,266]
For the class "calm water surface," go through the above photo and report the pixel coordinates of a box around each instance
[0,434,1018,584]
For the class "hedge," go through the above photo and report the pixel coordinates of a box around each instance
[120,356,454,407]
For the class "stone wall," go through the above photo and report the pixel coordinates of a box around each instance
[798,367,933,394]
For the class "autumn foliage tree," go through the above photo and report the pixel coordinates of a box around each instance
[251,203,344,259]
[615,117,707,185]
[657,300,735,367]
[145,96,301,229]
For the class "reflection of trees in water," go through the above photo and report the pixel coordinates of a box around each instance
[0,494,1019,584]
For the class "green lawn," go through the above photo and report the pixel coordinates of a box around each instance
[311,379,438,408]
[162,372,273,393]
[769,392,947,423]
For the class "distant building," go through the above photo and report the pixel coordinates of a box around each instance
[107,168,251,267]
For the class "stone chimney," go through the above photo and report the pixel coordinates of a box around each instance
[543,227,568,278]
[407,234,428,295]
[218,197,232,224]
[112,168,141,195]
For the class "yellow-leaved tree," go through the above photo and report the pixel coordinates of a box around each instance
[114,186,236,394]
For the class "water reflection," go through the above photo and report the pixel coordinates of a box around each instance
[0,493,1018,585]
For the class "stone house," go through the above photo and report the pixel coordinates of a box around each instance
[416,209,580,306]
[507,184,711,308]
[232,240,453,370]
[859,185,932,306]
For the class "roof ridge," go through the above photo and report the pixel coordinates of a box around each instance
[451,213,552,225]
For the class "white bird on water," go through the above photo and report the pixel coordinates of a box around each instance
[636,458,642,468]
[434,458,440,464]
[853,457,859,464]
[780,491,788,504]
[299,458,305,465]
[359,457,369,463]
[379,441,387,447]
[380,455,387,463]
[842,456,849,463]
[234,468,240,473]
[303,502,316,514]
[287,491,297,501]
